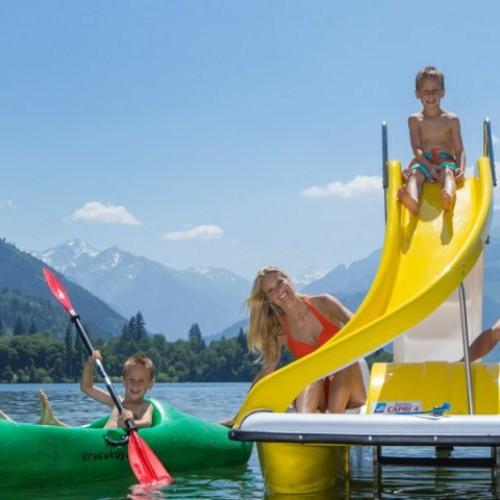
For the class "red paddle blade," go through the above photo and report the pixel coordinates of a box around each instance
[43,268,76,316]
[128,431,173,485]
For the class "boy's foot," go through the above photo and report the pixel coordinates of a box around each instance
[397,186,419,216]
[0,409,14,422]
[38,390,68,427]
[440,190,454,212]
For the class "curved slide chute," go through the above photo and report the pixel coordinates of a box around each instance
[234,157,493,427]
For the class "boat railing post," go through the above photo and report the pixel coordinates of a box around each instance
[458,282,474,414]
[483,117,497,187]
[381,121,389,221]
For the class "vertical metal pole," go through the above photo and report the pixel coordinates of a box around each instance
[458,283,474,414]
[483,117,497,187]
[382,122,389,221]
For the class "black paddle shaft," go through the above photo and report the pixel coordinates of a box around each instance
[71,315,134,433]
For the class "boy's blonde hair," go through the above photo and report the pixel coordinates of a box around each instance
[415,66,445,91]
[123,353,155,381]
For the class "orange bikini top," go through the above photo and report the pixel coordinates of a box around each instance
[283,297,341,359]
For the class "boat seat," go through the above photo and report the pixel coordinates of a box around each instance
[367,361,500,415]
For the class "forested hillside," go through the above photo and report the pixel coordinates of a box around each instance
[0,238,126,339]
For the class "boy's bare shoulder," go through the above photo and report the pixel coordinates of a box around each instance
[408,111,424,122]
[441,109,460,121]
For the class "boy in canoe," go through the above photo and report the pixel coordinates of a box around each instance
[0,352,156,428]
[82,351,156,429]
[398,66,465,215]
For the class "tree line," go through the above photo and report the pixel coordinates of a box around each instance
[0,312,391,384]
[0,312,261,383]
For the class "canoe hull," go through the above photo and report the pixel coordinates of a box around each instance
[0,398,252,487]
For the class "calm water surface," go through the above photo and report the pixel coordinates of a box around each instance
[1,383,499,499]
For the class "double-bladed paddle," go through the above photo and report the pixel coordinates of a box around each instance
[43,267,173,486]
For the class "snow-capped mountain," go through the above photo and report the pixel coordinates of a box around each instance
[35,239,99,272]
[294,267,331,290]
[32,240,250,340]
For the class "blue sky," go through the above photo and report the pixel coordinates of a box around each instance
[1,1,499,280]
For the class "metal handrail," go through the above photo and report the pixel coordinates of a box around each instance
[382,122,388,220]
[483,118,496,186]
[459,119,496,415]
[459,283,474,415]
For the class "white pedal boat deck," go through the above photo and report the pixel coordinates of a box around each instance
[230,412,500,447]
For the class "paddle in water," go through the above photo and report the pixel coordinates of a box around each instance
[43,267,173,486]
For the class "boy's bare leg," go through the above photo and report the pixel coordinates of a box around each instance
[38,390,69,427]
[0,409,15,422]
[397,173,421,215]
[440,169,456,211]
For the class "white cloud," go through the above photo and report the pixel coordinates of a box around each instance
[70,201,141,225]
[163,224,223,241]
[0,199,14,209]
[302,175,382,199]
[492,134,499,145]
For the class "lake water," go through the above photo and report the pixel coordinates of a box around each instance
[1,382,500,499]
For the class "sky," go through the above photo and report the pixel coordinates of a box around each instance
[1,1,499,281]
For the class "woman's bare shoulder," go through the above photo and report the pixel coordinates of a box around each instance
[308,294,341,309]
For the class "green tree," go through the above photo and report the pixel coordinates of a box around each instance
[188,323,205,353]
[13,316,26,336]
[121,322,131,341]
[29,320,38,335]
[134,312,147,341]
[0,319,6,337]
[73,328,84,378]
[64,325,74,380]
[128,316,137,341]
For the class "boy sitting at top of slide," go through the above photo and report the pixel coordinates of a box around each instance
[398,66,465,215]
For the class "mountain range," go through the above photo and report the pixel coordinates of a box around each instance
[32,240,250,340]
[2,213,500,351]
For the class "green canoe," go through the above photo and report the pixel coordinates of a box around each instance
[0,398,252,487]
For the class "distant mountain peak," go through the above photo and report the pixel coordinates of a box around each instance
[31,239,251,339]
[295,266,331,289]
[185,266,244,284]
[67,239,100,257]
[32,239,100,272]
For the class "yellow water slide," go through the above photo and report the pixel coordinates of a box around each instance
[234,157,493,427]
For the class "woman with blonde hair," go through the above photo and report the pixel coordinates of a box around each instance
[222,266,366,425]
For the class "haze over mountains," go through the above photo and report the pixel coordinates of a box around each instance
[31,239,380,342]
[32,240,251,340]
[3,214,500,357]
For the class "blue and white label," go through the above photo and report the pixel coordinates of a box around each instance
[372,401,422,414]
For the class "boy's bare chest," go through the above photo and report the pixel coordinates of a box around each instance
[122,401,148,418]
[418,118,452,148]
